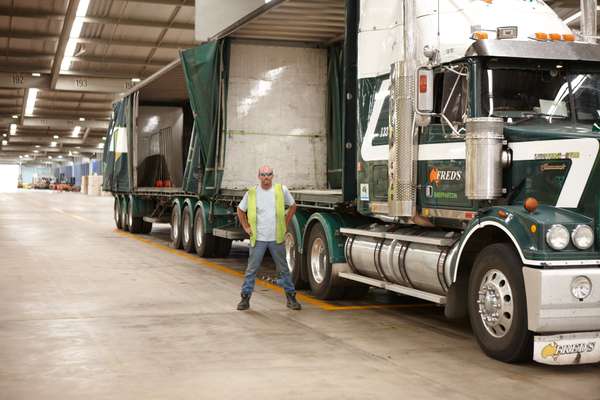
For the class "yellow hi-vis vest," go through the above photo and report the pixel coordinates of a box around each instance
[247,183,286,247]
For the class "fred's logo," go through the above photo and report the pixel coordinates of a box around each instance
[428,168,462,187]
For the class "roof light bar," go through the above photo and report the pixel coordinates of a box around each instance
[25,88,38,116]
[61,0,91,71]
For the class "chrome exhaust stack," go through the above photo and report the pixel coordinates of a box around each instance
[388,0,417,217]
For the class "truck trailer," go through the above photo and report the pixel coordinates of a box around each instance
[103,0,600,365]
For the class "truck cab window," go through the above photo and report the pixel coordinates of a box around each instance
[432,67,468,126]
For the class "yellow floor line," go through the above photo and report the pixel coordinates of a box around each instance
[115,229,434,312]
[51,207,96,224]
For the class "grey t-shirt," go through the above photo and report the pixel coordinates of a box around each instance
[238,185,295,242]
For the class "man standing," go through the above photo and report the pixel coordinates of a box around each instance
[236,165,301,311]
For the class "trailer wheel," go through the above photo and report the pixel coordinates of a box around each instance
[214,238,232,258]
[114,197,123,229]
[181,205,195,253]
[468,243,532,363]
[120,197,129,231]
[170,204,183,249]
[306,223,344,300]
[128,197,151,234]
[284,229,308,289]
[193,207,216,257]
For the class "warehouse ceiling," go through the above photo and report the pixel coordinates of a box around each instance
[0,0,593,165]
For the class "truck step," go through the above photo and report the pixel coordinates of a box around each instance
[143,216,170,224]
[338,272,447,304]
[213,227,248,240]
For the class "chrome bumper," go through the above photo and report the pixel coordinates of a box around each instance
[523,266,600,332]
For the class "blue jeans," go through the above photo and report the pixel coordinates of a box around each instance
[241,241,296,295]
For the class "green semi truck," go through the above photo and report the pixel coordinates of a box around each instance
[103,0,600,365]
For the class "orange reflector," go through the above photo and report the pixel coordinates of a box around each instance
[549,33,562,41]
[356,162,363,172]
[530,224,538,234]
[535,32,548,41]
[563,34,575,42]
[472,31,489,40]
[419,75,428,93]
[498,209,508,218]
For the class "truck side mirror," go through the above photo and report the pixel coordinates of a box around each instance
[416,67,434,113]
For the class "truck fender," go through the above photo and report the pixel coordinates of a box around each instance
[303,213,348,264]
[290,209,310,255]
[193,200,211,234]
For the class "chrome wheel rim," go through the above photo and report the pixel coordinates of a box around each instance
[477,269,514,338]
[183,211,190,244]
[114,199,119,225]
[194,213,203,249]
[284,232,295,273]
[121,201,127,227]
[128,201,133,227]
[171,209,179,239]
[310,237,327,284]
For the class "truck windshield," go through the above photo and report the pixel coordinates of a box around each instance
[482,68,600,124]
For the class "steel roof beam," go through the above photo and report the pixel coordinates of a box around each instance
[51,0,81,90]
[80,16,194,30]
[0,7,65,19]
[0,72,139,93]
[116,0,193,5]
[0,30,59,41]
[75,36,195,49]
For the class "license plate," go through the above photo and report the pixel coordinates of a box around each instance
[533,332,600,365]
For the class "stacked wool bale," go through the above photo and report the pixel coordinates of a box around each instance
[87,175,103,196]
[81,176,89,194]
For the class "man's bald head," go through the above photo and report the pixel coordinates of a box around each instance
[257,165,274,189]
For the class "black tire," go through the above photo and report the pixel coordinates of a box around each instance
[284,228,308,289]
[181,205,195,253]
[306,223,345,300]
[193,206,216,257]
[468,243,532,363]
[170,204,183,249]
[214,237,232,258]
[128,197,151,234]
[114,197,123,230]
[120,197,129,232]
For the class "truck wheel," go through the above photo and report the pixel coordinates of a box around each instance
[127,197,152,234]
[285,229,308,289]
[214,238,232,258]
[114,197,123,229]
[121,197,129,231]
[468,243,532,363]
[170,204,183,249]
[181,205,195,253]
[306,223,344,300]
[193,207,215,257]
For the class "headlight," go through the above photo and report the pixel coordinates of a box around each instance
[546,224,570,250]
[571,276,592,300]
[571,225,594,250]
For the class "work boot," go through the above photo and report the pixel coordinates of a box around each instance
[237,293,251,311]
[286,292,302,310]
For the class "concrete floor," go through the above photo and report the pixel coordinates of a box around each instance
[1,190,599,400]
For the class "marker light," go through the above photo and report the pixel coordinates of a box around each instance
[549,33,562,41]
[472,31,489,40]
[535,32,548,41]
[563,34,575,42]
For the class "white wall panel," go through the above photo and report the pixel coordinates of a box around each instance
[222,43,328,190]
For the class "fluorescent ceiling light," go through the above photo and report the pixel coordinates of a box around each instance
[53,135,59,139]
[61,0,91,71]
[9,124,17,135]
[72,126,81,137]
[31,73,41,77]
[18,155,22,159]
[11,114,18,119]
[79,117,85,121]
[131,78,141,83]
[50,141,58,147]
[33,150,39,153]
[97,142,104,148]
[25,88,38,116]
[35,145,40,148]
[2,134,6,138]
[1,140,7,146]
[48,156,53,159]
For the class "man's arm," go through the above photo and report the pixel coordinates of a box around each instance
[237,207,252,236]
[285,203,297,227]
